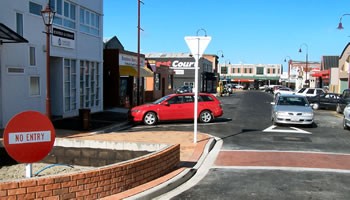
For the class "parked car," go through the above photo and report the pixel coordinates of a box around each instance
[273,87,295,97]
[130,93,223,125]
[343,104,350,130]
[337,88,350,113]
[176,85,192,94]
[235,84,244,89]
[307,93,340,110]
[271,94,314,126]
[295,87,325,97]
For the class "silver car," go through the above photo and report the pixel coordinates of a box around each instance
[271,94,314,126]
[343,104,350,130]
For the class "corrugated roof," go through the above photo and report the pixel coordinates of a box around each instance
[144,52,192,58]
[322,56,339,69]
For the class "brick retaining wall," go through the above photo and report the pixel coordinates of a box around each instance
[0,144,180,199]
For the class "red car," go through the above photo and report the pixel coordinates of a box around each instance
[131,93,223,125]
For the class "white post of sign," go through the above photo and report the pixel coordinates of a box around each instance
[26,163,32,178]
[185,34,211,143]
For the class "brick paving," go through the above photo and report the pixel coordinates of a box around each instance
[215,150,350,171]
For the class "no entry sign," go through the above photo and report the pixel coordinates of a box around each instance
[3,111,55,163]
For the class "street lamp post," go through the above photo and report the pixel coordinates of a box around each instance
[136,0,144,106]
[299,43,309,88]
[337,14,350,88]
[284,56,292,88]
[41,3,55,117]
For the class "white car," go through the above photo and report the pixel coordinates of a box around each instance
[296,88,325,97]
[343,104,350,130]
[273,87,295,98]
[235,84,244,89]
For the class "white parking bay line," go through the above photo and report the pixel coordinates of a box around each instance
[263,125,311,134]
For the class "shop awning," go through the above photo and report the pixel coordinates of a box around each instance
[119,66,153,77]
[0,23,28,44]
[233,79,254,83]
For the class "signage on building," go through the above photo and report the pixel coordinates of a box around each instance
[52,28,75,49]
[148,59,196,69]
[119,53,145,67]
[3,111,56,163]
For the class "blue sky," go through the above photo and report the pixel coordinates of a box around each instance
[104,0,350,71]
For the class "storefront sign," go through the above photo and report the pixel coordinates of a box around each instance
[154,60,195,69]
[119,53,145,68]
[52,28,75,49]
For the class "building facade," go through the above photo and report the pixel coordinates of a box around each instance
[145,53,216,93]
[338,43,350,93]
[0,0,103,128]
[218,63,282,89]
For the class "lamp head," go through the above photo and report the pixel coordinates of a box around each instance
[284,59,287,62]
[298,48,302,53]
[337,22,344,30]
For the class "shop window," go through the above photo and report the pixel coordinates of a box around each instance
[29,76,40,96]
[168,74,173,89]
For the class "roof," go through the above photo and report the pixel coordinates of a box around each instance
[104,36,124,50]
[0,23,28,44]
[144,52,192,58]
[321,56,339,69]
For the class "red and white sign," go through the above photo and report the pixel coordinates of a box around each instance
[3,111,55,163]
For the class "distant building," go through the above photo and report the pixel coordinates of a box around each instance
[218,63,282,89]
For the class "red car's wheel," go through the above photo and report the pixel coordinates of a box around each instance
[143,112,157,125]
[199,110,212,123]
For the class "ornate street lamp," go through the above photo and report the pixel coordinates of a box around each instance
[337,14,350,88]
[298,43,309,87]
[41,3,55,117]
[337,14,350,30]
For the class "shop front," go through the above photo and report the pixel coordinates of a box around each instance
[145,53,214,93]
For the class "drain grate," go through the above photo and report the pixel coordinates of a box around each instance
[273,136,312,142]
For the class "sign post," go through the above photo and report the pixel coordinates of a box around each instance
[3,111,56,177]
[185,35,211,143]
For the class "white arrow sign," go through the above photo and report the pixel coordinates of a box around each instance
[184,36,212,58]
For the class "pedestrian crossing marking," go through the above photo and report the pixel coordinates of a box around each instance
[263,125,311,134]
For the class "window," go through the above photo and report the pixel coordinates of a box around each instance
[52,0,76,29]
[29,47,36,66]
[244,68,247,73]
[30,77,40,96]
[80,60,100,108]
[79,7,100,36]
[168,74,173,89]
[154,73,160,90]
[249,68,252,73]
[16,13,23,36]
[256,67,264,75]
[267,68,270,73]
[273,68,276,74]
[29,2,42,16]
[238,68,240,73]
[221,67,227,74]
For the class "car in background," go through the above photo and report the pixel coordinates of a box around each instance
[273,87,295,98]
[307,93,340,110]
[176,85,192,94]
[271,94,314,126]
[343,104,350,130]
[235,84,244,89]
[296,87,325,97]
[130,93,223,125]
[337,88,350,113]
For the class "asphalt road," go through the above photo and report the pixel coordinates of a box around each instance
[131,90,350,200]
